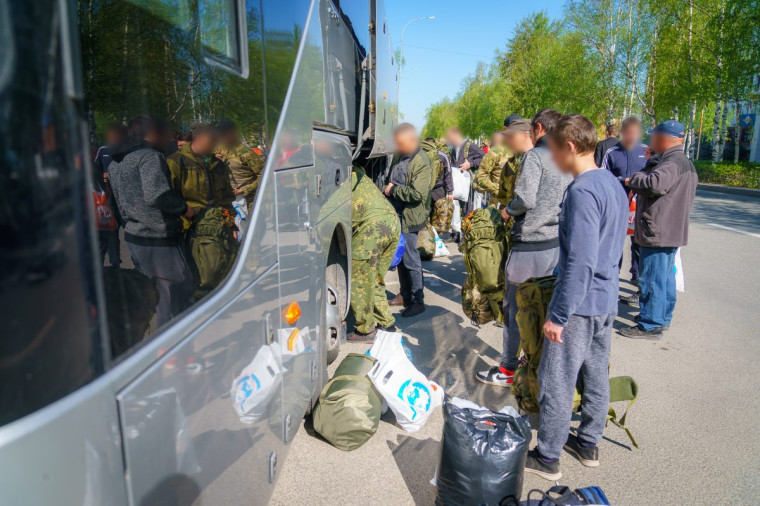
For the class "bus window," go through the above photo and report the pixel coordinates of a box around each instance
[79,0,268,360]
[0,0,104,426]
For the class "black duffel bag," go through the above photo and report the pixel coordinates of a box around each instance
[436,399,531,505]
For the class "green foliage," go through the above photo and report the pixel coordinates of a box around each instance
[422,1,760,160]
[694,161,760,189]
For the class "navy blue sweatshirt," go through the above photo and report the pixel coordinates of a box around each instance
[600,142,647,190]
[549,169,628,326]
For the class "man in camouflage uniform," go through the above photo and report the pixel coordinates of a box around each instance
[348,165,401,342]
[476,131,513,206]
[215,119,264,206]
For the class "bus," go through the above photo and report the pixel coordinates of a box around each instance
[0,0,398,503]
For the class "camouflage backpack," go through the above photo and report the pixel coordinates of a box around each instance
[461,276,494,325]
[187,207,239,299]
[417,223,436,261]
[459,208,507,324]
[511,276,640,448]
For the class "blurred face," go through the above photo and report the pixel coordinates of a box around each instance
[621,124,642,148]
[504,130,531,155]
[395,130,419,156]
[192,132,218,155]
[445,129,462,146]
[650,133,666,155]
[548,136,574,174]
[220,129,240,148]
[105,129,125,146]
[491,133,504,148]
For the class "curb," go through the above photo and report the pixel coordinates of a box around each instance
[697,183,760,198]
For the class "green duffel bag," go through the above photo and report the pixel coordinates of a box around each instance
[313,353,382,451]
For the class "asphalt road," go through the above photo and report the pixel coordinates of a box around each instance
[270,190,760,505]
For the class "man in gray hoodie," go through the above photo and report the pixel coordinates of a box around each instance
[477,109,572,387]
[108,115,196,326]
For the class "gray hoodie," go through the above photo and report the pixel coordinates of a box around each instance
[108,139,187,245]
[506,136,572,250]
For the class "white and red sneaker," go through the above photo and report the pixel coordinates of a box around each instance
[476,366,514,387]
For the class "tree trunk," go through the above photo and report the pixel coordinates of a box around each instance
[686,100,697,158]
[718,102,729,160]
[712,100,723,162]
[734,98,741,163]
[684,0,696,158]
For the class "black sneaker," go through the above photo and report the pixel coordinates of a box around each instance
[563,434,599,467]
[475,366,514,387]
[401,302,425,318]
[633,315,670,331]
[618,325,663,340]
[524,448,562,481]
[378,325,399,332]
[347,328,377,343]
[619,292,639,306]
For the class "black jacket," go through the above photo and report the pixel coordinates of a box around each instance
[594,136,619,167]
[431,150,454,202]
[451,140,484,170]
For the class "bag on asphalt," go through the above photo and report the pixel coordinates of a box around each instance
[367,350,444,432]
[418,224,436,261]
[187,207,239,299]
[451,200,462,233]
[432,197,454,234]
[102,266,159,356]
[436,398,531,505]
[434,228,450,257]
[313,353,382,451]
[452,168,471,202]
[390,233,406,269]
[459,208,506,324]
[517,485,610,506]
[511,276,640,448]
[674,248,685,292]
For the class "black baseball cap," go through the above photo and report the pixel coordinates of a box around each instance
[503,113,524,128]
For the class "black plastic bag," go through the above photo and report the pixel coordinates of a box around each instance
[436,399,531,505]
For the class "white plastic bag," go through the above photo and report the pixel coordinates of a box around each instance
[674,248,685,292]
[452,168,471,202]
[434,228,450,257]
[367,330,405,364]
[367,352,444,432]
[231,345,283,424]
[451,200,462,233]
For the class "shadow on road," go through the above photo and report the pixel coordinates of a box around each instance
[387,435,440,505]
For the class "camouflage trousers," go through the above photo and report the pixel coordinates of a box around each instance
[351,216,401,333]
[431,198,454,234]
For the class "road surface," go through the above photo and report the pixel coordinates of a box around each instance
[270,190,760,505]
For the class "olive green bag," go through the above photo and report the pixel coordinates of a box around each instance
[459,208,507,324]
[417,224,436,261]
[187,207,239,299]
[511,276,639,448]
[313,353,382,451]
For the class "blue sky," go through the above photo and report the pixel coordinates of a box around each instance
[385,0,565,130]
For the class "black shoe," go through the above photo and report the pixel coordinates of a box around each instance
[633,315,670,331]
[563,434,599,467]
[378,325,399,332]
[347,328,377,343]
[524,448,562,481]
[400,302,425,318]
[618,325,662,340]
[619,292,639,306]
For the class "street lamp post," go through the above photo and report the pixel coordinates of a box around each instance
[398,15,434,119]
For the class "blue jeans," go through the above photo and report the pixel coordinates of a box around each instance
[638,246,677,331]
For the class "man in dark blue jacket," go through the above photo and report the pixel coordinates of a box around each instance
[601,117,647,285]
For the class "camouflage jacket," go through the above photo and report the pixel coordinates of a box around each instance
[475,145,511,198]
[168,143,235,212]
[216,143,264,199]
[495,154,521,208]
[352,166,397,230]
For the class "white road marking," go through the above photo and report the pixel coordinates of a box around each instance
[707,223,760,238]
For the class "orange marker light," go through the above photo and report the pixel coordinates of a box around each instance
[283,302,301,325]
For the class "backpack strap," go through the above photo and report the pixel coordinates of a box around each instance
[607,375,639,448]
